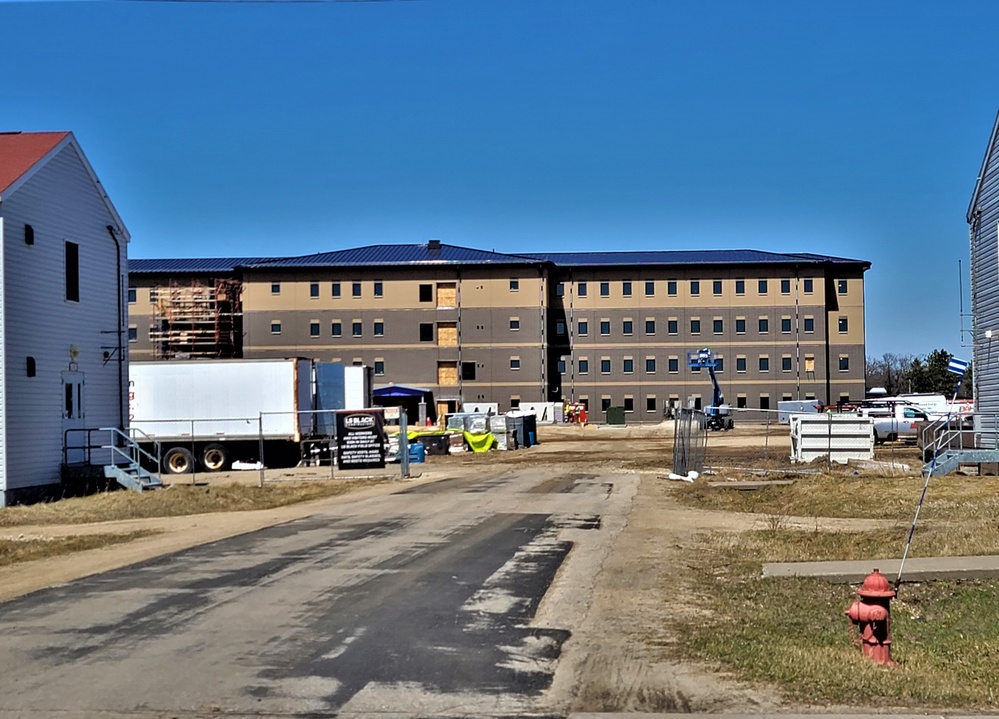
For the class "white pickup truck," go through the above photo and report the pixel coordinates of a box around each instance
[855,400,930,443]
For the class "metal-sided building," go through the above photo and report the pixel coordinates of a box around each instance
[0,131,130,506]
[129,242,869,420]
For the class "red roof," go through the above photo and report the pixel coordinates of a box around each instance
[0,131,70,196]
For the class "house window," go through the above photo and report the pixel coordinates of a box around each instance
[128,326,138,343]
[555,282,565,297]
[804,317,815,333]
[462,362,476,380]
[510,279,519,291]
[510,397,521,408]
[419,323,434,342]
[737,396,747,409]
[713,280,722,295]
[690,319,701,334]
[668,319,678,335]
[374,360,385,375]
[332,322,342,337]
[310,321,320,337]
[270,321,281,335]
[783,393,793,402]
[602,398,612,412]
[838,317,849,333]
[600,320,610,336]
[623,358,634,373]
[713,319,723,334]
[374,321,384,336]
[578,359,589,374]
[352,322,362,337]
[735,279,745,295]
[310,282,320,298]
[374,281,384,297]
[352,282,361,298]
[578,282,587,297]
[578,320,588,336]
[736,357,747,372]
[510,357,521,370]
[782,356,792,371]
[623,396,634,412]
[557,360,566,375]
[781,317,792,333]
[646,358,656,373]
[65,241,79,302]
[759,317,769,333]
[510,318,521,331]
[758,278,768,294]
[645,281,655,297]
[601,358,611,374]
[556,321,566,336]
[600,281,610,297]
[715,357,724,372]
[127,288,137,304]
[803,278,813,293]
[24,224,34,245]
[622,320,633,335]
[735,318,746,334]
[419,284,433,302]
[781,278,791,294]
[667,280,677,296]
[622,281,632,297]
[690,280,700,296]
[760,395,770,410]
[332,282,341,297]
[839,355,850,371]
[645,319,655,335]
[271,282,280,295]
[646,396,657,412]
[838,279,848,294]
[668,358,679,373]
[759,356,770,372]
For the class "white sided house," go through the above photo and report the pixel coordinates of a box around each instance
[0,132,131,506]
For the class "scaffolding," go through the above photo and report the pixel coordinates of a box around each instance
[149,279,243,359]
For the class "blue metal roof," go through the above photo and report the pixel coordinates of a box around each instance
[129,257,268,274]
[242,243,545,269]
[524,249,869,267]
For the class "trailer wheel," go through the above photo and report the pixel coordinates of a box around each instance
[163,447,195,474]
[200,443,228,472]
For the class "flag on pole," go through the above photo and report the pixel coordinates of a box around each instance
[947,357,969,377]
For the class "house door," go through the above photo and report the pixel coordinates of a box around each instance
[61,371,86,463]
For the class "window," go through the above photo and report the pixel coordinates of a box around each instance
[668,358,679,373]
[270,321,281,335]
[623,358,634,373]
[622,281,632,297]
[419,284,433,302]
[510,279,519,291]
[736,357,747,372]
[645,320,655,335]
[127,288,137,304]
[271,282,280,295]
[713,319,723,334]
[374,281,383,297]
[690,280,700,296]
[623,397,634,412]
[758,278,768,294]
[781,278,791,294]
[686,319,698,335]
[600,281,610,297]
[556,321,566,336]
[462,362,476,380]
[735,318,746,334]
[804,317,815,333]
[65,241,79,302]
[26,356,36,377]
[374,360,385,376]
[352,282,361,298]
[601,398,612,412]
[735,279,745,295]
[759,356,770,372]
[600,359,611,374]
[781,317,791,333]
[622,320,633,335]
[374,321,384,336]
[332,282,341,297]
[838,279,848,294]
[128,326,138,343]
[578,320,588,336]
[578,282,587,297]
[838,317,849,333]
[310,282,320,298]
[310,321,320,337]
[510,357,521,370]
[839,355,850,371]
[24,224,34,245]
[760,396,770,410]
[352,322,362,337]
[714,357,724,372]
[667,280,677,296]
[578,359,589,374]
[646,397,657,412]
[668,319,678,335]
[645,281,655,297]
[419,323,433,341]
[782,393,793,402]
[600,321,610,336]
[510,318,520,331]
[332,322,342,337]
[713,280,722,295]
[646,358,656,373]
[737,396,747,409]
[803,278,813,293]
[556,360,566,375]
[782,356,792,371]
[759,317,769,333]
[510,397,521,408]
[555,282,565,297]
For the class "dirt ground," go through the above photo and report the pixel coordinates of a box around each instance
[0,421,910,712]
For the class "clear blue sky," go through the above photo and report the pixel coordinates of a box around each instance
[1,0,995,359]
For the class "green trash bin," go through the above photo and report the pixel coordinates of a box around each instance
[605,406,626,426]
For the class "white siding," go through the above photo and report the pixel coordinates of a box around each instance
[1,143,128,496]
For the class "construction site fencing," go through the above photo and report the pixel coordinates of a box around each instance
[672,408,708,476]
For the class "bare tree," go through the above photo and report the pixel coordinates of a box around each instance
[866,353,914,395]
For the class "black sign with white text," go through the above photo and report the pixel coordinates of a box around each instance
[335,410,386,470]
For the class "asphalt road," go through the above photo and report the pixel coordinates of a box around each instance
[0,467,634,718]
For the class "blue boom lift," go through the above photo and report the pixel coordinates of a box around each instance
[687,348,734,431]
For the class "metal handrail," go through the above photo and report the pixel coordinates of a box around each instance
[104,426,161,473]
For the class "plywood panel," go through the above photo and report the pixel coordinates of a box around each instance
[437,362,458,385]
[438,322,458,347]
[437,283,457,308]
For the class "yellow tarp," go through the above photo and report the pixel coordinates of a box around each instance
[463,431,496,453]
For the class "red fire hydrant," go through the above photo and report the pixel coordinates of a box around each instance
[844,568,898,666]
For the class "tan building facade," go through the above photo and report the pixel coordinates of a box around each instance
[129,242,870,421]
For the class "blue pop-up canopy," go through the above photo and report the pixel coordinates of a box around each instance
[373,384,432,398]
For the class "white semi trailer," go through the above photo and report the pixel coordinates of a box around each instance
[129,359,372,473]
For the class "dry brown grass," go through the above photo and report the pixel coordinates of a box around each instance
[0,531,159,567]
[0,479,388,527]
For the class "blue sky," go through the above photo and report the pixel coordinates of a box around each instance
[1,0,995,358]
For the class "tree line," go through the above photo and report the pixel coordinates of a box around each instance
[865,349,972,398]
